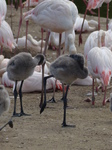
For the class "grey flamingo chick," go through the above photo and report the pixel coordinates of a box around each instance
[40,53,88,127]
[0,85,10,115]
[0,85,13,131]
[7,52,45,117]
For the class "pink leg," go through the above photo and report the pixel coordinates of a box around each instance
[25,0,30,50]
[98,8,100,30]
[10,0,13,29]
[106,3,109,30]
[16,0,22,44]
[102,86,107,105]
[57,33,61,57]
[79,7,88,46]
[41,28,44,53]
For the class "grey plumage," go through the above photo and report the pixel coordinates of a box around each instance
[40,53,88,127]
[0,85,10,115]
[7,52,45,117]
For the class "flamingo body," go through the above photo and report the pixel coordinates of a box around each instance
[23,0,78,51]
[0,0,7,24]
[0,85,10,115]
[84,29,112,59]
[0,20,17,51]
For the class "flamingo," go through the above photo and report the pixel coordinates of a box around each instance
[0,55,9,77]
[74,15,98,33]
[0,0,7,24]
[84,29,112,59]
[23,0,78,54]
[23,0,78,107]
[0,85,10,115]
[87,46,112,105]
[40,53,88,127]
[15,34,48,53]
[7,52,45,117]
[48,29,76,53]
[0,20,17,54]
[1,71,62,93]
[87,0,111,30]
[79,0,112,45]
[0,85,13,131]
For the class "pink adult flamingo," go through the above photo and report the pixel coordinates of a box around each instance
[79,0,112,45]
[0,20,16,54]
[0,0,7,24]
[87,46,112,105]
[84,29,112,59]
[23,0,78,54]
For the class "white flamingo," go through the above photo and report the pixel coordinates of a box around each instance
[87,0,112,30]
[87,46,112,105]
[0,20,17,53]
[74,15,98,33]
[0,0,7,24]
[79,0,112,45]
[84,29,112,59]
[15,34,47,53]
[1,71,62,93]
[23,0,78,54]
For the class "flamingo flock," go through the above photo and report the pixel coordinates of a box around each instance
[0,0,112,130]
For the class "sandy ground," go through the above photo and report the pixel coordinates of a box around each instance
[0,5,112,150]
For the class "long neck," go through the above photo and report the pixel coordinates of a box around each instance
[65,28,74,51]
[65,28,76,54]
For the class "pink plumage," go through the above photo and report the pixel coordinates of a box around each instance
[87,46,112,105]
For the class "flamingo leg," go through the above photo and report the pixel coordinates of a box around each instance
[47,79,57,103]
[0,117,13,131]
[106,3,109,30]
[25,0,30,50]
[40,75,54,113]
[57,33,62,57]
[41,28,44,53]
[92,78,95,105]
[19,80,30,116]
[10,0,13,30]
[79,7,88,46]
[62,85,75,127]
[98,8,100,30]
[102,86,107,105]
[39,31,50,108]
[13,80,19,117]
[16,0,22,44]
